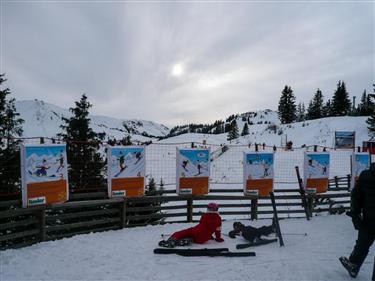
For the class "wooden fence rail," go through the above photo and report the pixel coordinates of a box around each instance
[0,177,352,250]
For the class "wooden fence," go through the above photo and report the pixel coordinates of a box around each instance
[0,176,351,250]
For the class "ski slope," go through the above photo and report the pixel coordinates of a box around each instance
[1,215,374,281]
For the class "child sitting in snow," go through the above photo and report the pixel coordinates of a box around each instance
[159,202,224,248]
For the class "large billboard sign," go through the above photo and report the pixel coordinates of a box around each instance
[243,152,274,196]
[351,153,370,188]
[304,152,330,193]
[20,144,69,208]
[335,131,355,149]
[176,148,210,195]
[107,146,145,198]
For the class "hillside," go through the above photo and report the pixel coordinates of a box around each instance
[15,100,170,142]
[15,100,371,149]
[158,116,370,148]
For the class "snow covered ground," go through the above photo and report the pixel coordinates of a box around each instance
[1,215,374,281]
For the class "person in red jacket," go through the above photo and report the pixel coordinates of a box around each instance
[159,202,224,248]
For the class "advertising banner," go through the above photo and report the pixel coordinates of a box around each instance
[335,131,355,149]
[176,148,210,195]
[107,146,145,198]
[20,144,69,208]
[304,152,330,193]
[243,152,274,196]
[351,153,370,188]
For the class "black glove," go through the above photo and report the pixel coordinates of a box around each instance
[228,230,237,239]
[215,237,224,242]
[352,215,363,230]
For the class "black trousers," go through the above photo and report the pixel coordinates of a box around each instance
[349,227,375,268]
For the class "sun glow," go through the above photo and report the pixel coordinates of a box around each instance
[171,63,184,77]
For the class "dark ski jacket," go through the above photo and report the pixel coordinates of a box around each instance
[351,162,375,232]
[229,225,261,242]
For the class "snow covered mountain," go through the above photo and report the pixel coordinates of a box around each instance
[15,100,170,142]
[15,99,371,148]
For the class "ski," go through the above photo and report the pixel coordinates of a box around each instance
[154,248,229,255]
[177,251,256,257]
[236,238,277,249]
[269,191,285,247]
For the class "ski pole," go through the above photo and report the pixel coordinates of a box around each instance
[282,233,308,236]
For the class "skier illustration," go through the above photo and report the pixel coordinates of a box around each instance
[114,151,127,178]
[182,160,189,171]
[34,159,50,177]
[194,161,202,176]
[322,165,327,176]
[55,150,64,173]
[263,161,270,177]
[134,151,142,164]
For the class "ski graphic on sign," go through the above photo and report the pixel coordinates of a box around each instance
[20,144,69,208]
[304,152,330,193]
[351,153,370,188]
[176,148,210,195]
[107,146,145,198]
[243,152,274,196]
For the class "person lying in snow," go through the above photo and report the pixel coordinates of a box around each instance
[159,202,224,248]
[229,221,275,243]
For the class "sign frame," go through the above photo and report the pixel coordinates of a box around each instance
[176,148,210,195]
[107,145,146,198]
[243,152,274,196]
[20,143,69,208]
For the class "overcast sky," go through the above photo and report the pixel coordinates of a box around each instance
[1,1,374,127]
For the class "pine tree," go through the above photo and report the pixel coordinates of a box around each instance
[322,99,333,117]
[306,89,324,120]
[366,84,375,137]
[227,120,239,141]
[241,123,249,136]
[278,85,297,124]
[0,74,24,193]
[357,90,374,116]
[331,81,351,116]
[59,94,106,190]
[296,102,306,122]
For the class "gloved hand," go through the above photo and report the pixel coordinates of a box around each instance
[228,230,237,239]
[352,215,363,230]
[215,237,224,242]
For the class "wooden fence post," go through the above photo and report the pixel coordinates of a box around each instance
[307,196,314,218]
[120,199,127,228]
[334,176,339,189]
[187,197,193,222]
[346,174,351,190]
[38,207,46,242]
[250,199,258,220]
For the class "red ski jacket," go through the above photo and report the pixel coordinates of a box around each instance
[191,211,222,243]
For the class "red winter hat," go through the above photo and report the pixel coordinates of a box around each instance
[207,202,219,211]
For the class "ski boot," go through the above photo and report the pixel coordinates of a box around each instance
[158,238,176,248]
[339,256,359,278]
[176,237,192,247]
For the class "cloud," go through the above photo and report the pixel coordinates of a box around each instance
[2,1,374,127]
